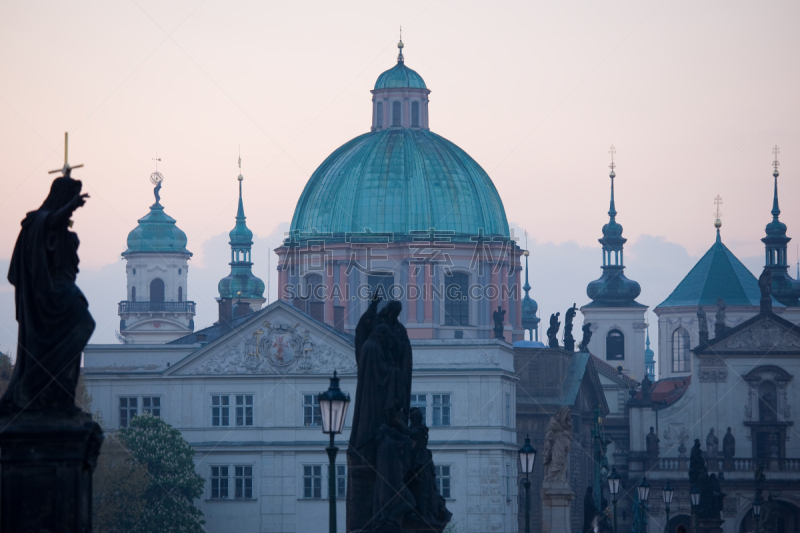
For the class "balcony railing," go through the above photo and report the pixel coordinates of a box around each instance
[118,301,196,314]
[655,457,800,472]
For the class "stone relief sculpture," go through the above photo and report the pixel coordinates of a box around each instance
[542,406,572,483]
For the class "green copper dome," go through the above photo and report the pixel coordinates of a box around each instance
[374,63,427,90]
[290,129,509,239]
[123,202,191,256]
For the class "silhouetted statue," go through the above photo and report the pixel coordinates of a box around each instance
[493,305,506,341]
[722,427,735,468]
[543,406,572,483]
[689,439,706,485]
[347,296,450,533]
[759,268,773,313]
[563,303,578,351]
[715,297,728,338]
[697,306,709,343]
[646,426,660,459]
[579,322,593,351]
[547,312,561,348]
[583,487,597,533]
[706,428,719,457]
[641,375,652,400]
[0,175,94,414]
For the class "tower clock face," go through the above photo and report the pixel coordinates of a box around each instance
[150,171,163,185]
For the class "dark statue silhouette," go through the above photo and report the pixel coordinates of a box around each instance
[493,305,506,340]
[347,295,451,533]
[0,174,95,414]
[563,303,578,351]
[578,322,592,351]
[547,312,561,348]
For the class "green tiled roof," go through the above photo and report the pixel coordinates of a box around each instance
[123,202,191,256]
[290,129,509,238]
[658,230,782,308]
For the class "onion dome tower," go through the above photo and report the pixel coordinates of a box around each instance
[119,167,195,343]
[644,325,655,380]
[218,156,266,318]
[581,147,647,380]
[521,249,540,341]
[762,146,800,306]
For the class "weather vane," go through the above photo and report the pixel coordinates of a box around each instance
[608,145,616,173]
[48,132,84,176]
[150,154,163,204]
[773,145,780,174]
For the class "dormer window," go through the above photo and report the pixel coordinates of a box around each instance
[412,102,420,127]
[392,102,401,127]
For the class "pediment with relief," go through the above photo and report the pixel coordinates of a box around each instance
[720,316,800,352]
[173,304,356,376]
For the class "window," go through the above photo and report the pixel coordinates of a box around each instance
[211,466,229,499]
[119,397,138,428]
[432,394,451,427]
[142,397,161,417]
[435,465,451,499]
[392,101,401,126]
[411,101,420,127]
[335,464,347,498]
[303,394,321,426]
[505,393,511,427]
[131,286,136,301]
[235,466,253,499]
[211,395,230,427]
[758,381,778,422]
[303,274,324,322]
[444,272,469,326]
[150,278,165,303]
[672,328,691,372]
[410,394,427,424]
[303,465,322,499]
[178,286,183,302]
[376,102,383,128]
[236,395,254,426]
[606,329,624,360]
[368,272,395,303]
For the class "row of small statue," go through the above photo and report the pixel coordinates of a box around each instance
[546,304,592,351]
[646,426,737,459]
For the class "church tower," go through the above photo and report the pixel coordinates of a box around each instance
[581,147,648,380]
[217,155,266,321]
[119,169,194,343]
[762,146,800,311]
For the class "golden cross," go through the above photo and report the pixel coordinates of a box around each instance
[608,145,616,172]
[773,145,780,171]
[714,195,723,220]
[48,132,84,175]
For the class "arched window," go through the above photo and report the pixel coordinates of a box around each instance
[303,274,324,322]
[606,329,624,360]
[150,278,165,303]
[411,101,420,127]
[178,286,183,303]
[444,272,469,326]
[758,380,778,422]
[131,286,136,302]
[392,101,401,127]
[672,328,691,372]
[376,102,383,128]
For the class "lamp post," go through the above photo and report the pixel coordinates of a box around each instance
[690,484,700,533]
[638,477,651,533]
[753,497,762,533]
[608,466,621,533]
[518,434,537,533]
[318,371,351,533]
[662,481,673,532]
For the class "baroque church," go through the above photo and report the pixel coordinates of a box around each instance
[83,39,800,533]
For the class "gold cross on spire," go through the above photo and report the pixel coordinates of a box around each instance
[608,145,616,172]
[48,132,84,175]
[773,145,780,172]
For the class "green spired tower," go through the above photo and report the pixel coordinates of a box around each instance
[218,155,266,316]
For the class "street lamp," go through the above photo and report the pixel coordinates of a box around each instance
[638,477,650,533]
[753,496,762,533]
[518,434,537,533]
[690,484,700,533]
[318,371,351,533]
[662,481,674,530]
[608,466,621,533]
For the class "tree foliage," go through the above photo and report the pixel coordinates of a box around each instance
[93,433,150,532]
[119,413,206,532]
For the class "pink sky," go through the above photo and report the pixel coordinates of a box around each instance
[0,1,799,349]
